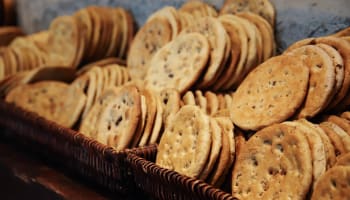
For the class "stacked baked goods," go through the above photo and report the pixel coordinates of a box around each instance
[0,6,135,80]
[1,0,350,199]
[127,1,276,92]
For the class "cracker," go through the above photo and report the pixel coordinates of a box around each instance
[326,115,350,136]
[79,87,119,138]
[156,105,211,178]
[80,67,97,118]
[127,17,172,80]
[232,123,312,200]
[181,17,227,88]
[219,15,249,90]
[286,45,335,118]
[179,1,218,18]
[47,16,81,68]
[147,6,180,40]
[320,122,347,157]
[331,27,350,37]
[145,33,210,93]
[220,0,275,26]
[198,118,222,181]
[316,43,344,110]
[299,119,336,169]
[208,117,235,187]
[130,94,147,148]
[231,55,310,131]
[311,166,350,200]
[96,85,141,150]
[205,91,219,115]
[6,81,86,128]
[138,89,157,147]
[195,90,207,113]
[321,122,350,153]
[148,94,163,145]
[341,111,350,121]
[335,153,350,167]
[283,120,327,186]
[159,88,181,127]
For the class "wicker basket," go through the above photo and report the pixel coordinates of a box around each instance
[0,99,154,198]
[127,146,235,200]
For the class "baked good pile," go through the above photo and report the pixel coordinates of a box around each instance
[1,0,350,199]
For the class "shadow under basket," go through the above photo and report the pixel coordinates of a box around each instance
[0,100,155,198]
[127,147,235,200]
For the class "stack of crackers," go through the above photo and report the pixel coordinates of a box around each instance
[231,34,350,131]
[0,6,135,81]
[127,1,276,93]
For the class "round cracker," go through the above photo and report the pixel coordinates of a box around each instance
[232,123,312,200]
[145,32,210,94]
[158,88,181,127]
[127,17,172,80]
[97,85,141,150]
[311,166,350,200]
[181,17,227,88]
[286,45,335,118]
[156,105,211,178]
[231,55,310,131]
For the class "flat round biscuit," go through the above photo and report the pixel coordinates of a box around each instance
[198,118,222,181]
[286,45,335,118]
[321,121,350,153]
[311,166,350,200]
[182,91,195,106]
[335,153,350,167]
[179,1,218,18]
[145,32,210,94]
[331,27,350,37]
[127,17,172,80]
[194,90,207,113]
[156,105,211,178]
[158,88,180,127]
[6,81,86,128]
[231,55,310,131]
[97,85,141,150]
[237,12,274,61]
[299,119,336,169]
[232,123,312,200]
[208,117,235,187]
[79,87,119,138]
[146,6,180,40]
[218,15,249,90]
[220,0,275,26]
[283,120,327,186]
[47,16,81,68]
[316,43,344,110]
[138,89,157,147]
[326,115,350,136]
[320,122,347,157]
[181,17,227,88]
[205,91,219,116]
[148,94,163,145]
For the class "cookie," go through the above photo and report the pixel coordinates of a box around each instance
[232,123,312,200]
[145,32,210,93]
[96,85,141,150]
[311,166,350,200]
[231,55,310,131]
[127,17,172,80]
[156,105,211,178]
[286,45,335,118]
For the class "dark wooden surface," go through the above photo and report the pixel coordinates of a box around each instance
[0,141,114,200]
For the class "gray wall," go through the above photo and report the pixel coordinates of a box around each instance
[17,0,350,51]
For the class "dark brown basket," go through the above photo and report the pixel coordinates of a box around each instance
[127,147,235,200]
[0,99,154,198]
